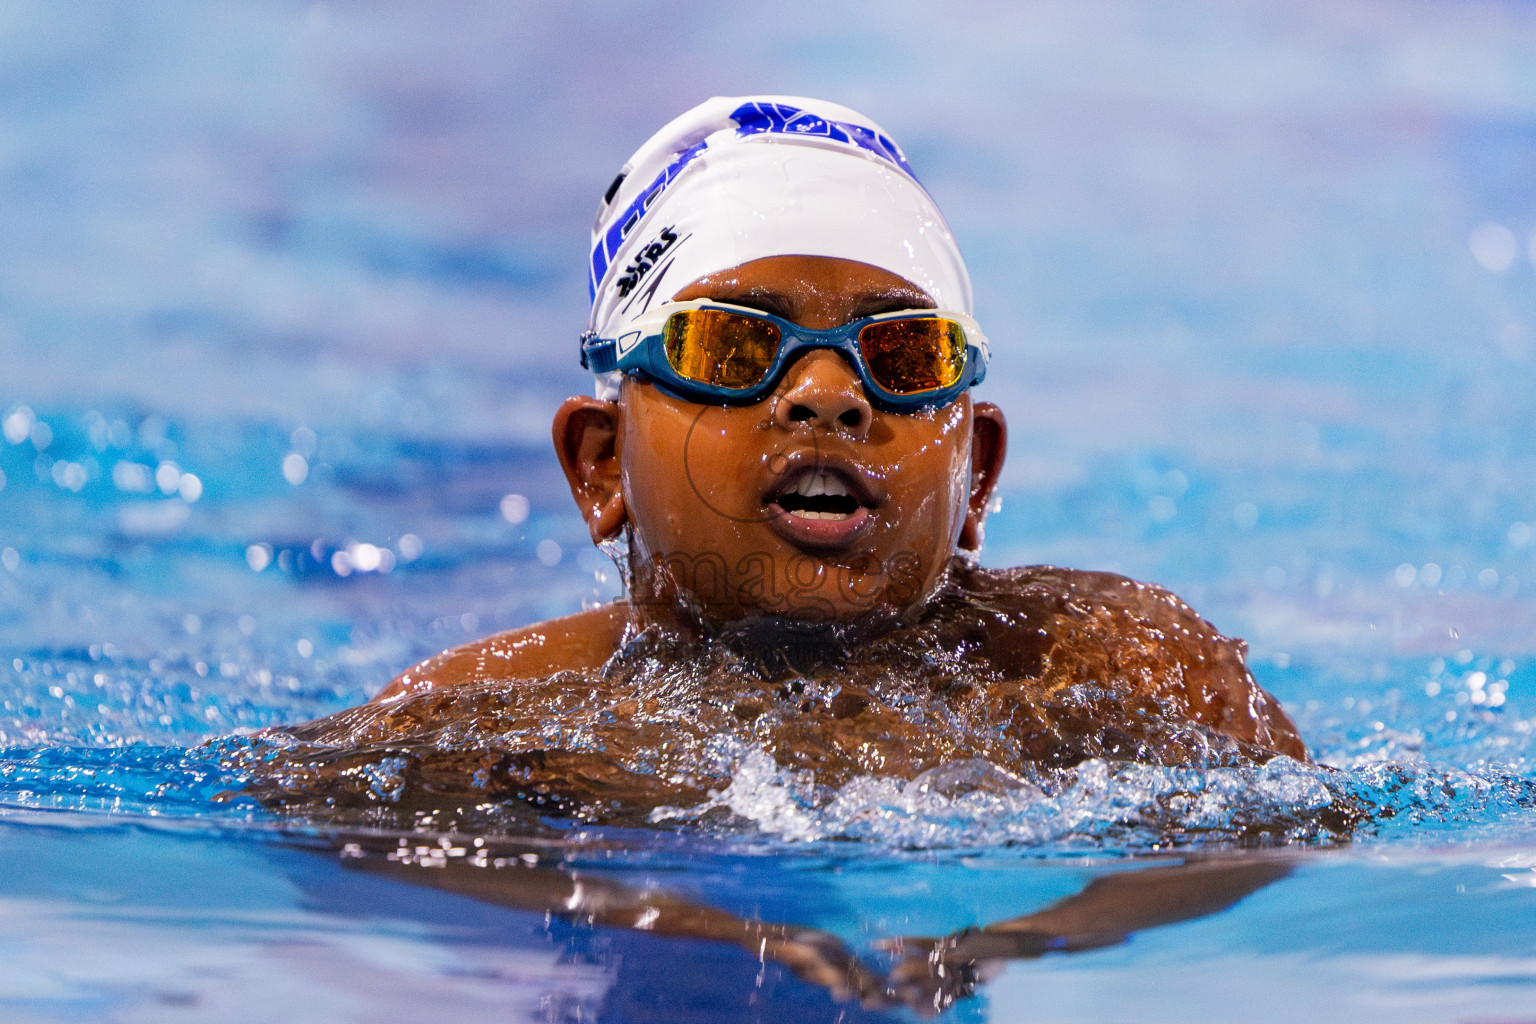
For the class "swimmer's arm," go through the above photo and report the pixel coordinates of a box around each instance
[346,840,885,1005]
[885,857,1291,1007]
[369,601,630,702]
[966,856,1290,947]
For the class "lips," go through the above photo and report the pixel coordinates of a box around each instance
[764,458,883,550]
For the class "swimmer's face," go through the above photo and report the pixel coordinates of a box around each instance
[554,254,1007,629]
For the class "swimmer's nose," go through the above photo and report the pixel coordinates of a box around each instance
[773,350,872,437]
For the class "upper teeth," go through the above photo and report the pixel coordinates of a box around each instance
[793,472,851,498]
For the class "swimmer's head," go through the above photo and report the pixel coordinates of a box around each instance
[583,96,973,400]
[554,97,1006,633]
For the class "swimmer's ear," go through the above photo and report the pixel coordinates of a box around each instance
[553,396,627,544]
[958,402,1007,553]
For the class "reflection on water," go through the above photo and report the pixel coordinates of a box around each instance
[329,828,1294,1016]
[5,810,1536,1022]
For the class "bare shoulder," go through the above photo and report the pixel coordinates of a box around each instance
[951,562,1308,760]
[370,602,631,703]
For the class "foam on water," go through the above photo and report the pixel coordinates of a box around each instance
[2,672,1532,856]
[652,744,1536,850]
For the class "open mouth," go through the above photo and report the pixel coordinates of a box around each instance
[774,470,863,520]
[763,463,881,550]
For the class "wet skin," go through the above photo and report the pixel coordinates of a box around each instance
[373,254,1008,695]
[259,254,1312,1012]
[568,255,1006,630]
[365,254,1304,764]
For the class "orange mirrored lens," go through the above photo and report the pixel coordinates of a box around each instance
[857,318,966,395]
[663,309,781,389]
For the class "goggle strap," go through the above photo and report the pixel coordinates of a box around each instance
[579,332,620,373]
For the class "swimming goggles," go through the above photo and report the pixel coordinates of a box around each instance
[580,301,989,412]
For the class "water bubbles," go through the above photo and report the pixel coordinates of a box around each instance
[1419,563,1442,588]
[397,534,423,561]
[331,541,396,577]
[351,544,381,572]
[3,407,35,445]
[1478,568,1500,590]
[29,421,52,451]
[116,500,189,536]
[281,453,308,486]
[84,411,109,451]
[1510,522,1532,548]
[296,639,313,658]
[142,462,202,502]
[353,543,392,573]
[1148,495,1177,523]
[1441,667,1513,710]
[50,460,87,492]
[0,468,5,492]
[245,543,273,572]
[112,461,154,493]
[536,539,562,566]
[1470,221,1518,272]
[500,493,530,525]
[289,426,317,458]
[182,614,201,635]
[155,461,180,494]
[1394,563,1417,588]
[1,548,17,572]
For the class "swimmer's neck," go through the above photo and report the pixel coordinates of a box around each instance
[625,597,913,641]
[369,583,941,705]
[618,554,960,646]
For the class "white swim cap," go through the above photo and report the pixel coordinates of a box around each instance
[585,95,972,399]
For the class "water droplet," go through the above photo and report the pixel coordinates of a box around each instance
[282,453,309,486]
[500,493,530,525]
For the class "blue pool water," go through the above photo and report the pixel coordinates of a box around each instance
[4,1,1536,1020]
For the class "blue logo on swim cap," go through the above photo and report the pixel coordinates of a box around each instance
[727,101,920,182]
[590,138,709,302]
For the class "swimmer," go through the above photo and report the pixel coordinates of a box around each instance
[249,95,1321,1014]
[273,95,1306,821]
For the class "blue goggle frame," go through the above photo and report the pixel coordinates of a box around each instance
[580,300,989,412]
